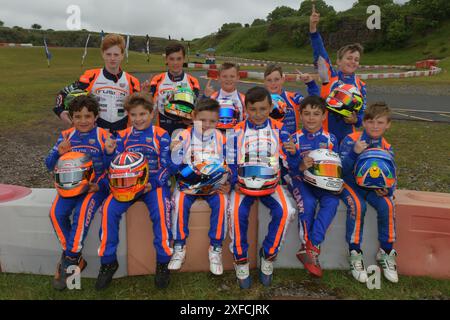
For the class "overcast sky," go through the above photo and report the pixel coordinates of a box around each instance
[1,0,409,40]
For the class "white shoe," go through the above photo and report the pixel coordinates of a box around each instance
[349,250,368,283]
[168,245,186,270]
[234,262,250,280]
[377,248,399,283]
[208,246,223,275]
[260,256,273,276]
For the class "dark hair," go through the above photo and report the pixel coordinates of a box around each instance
[300,96,326,114]
[364,101,391,121]
[219,62,240,73]
[245,86,272,106]
[124,92,153,112]
[264,64,283,78]
[69,94,99,117]
[195,97,220,113]
[165,43,185,57]
[337,43,364,61]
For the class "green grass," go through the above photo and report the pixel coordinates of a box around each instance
[0,269,448,300]
[0,47,167,128]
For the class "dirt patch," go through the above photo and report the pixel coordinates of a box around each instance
[0,117,65,188]
[263,279,339,300]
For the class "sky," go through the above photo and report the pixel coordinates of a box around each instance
[0,0,409,40]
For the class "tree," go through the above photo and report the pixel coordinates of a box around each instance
[267,6,297,21]
[0,20,4,27]
[298,0,336,17]
[31,24,42,30]
[251,18,266,26]
[244,23,250,28]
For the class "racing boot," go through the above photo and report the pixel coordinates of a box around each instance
[349,250,368,283]
[53,253,87,291]
[258,248,274,287]
[208,245,223,276]
[95,261,119,291]
[296,240,323,277]
[376,248,398,283]
[155,262,170,289]
[168,244,186,271]
[234,260,251,289]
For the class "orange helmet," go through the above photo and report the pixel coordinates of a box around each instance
[109,151,149,202]
[54,152,94,198]
[237,164,280,196]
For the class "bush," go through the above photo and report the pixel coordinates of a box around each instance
[386,20,411,48]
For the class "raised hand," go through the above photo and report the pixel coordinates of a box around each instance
[203,78,215,97]
[57,136,72,155]
[297,70,314,83]
[141,79,151,93]
[59,111,73,127]
[105,137,117,155]
[343,111,358,124]
[299,155,314,172]
[310,3,320,33]
[283,139,297,156]
[353,134,368,154]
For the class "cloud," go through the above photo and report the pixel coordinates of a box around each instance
[0,0,409,39]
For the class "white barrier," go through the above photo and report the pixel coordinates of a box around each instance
[0,188,127,278]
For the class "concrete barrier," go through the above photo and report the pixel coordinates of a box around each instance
[1,185,449,279]
[0,187,127,278]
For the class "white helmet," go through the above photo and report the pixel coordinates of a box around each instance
[303,149,343,192]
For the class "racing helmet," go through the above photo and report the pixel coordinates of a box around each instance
[217,99,239,129]
[177,159,228,195]
[237,164,280,196]
[64,89,90,110]
[269,94,288,121]
[54,151,94,197]
[303,149,343,192]
[326,84,363,118]
[354,148,396,189]
[164,87,196,120]
[109,152,149,202]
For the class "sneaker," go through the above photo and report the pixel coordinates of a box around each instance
[208,245,223,276]
[95,261,119,291]
[349,250,368,283]
[376,248,398,283]
[155,262,170,289]
[168,245,186,270]
[234,261,251,289]
[296,241,323,278]
[53,253,87,291]
[259,249,274,287]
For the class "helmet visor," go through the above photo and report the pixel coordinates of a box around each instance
[331,90,353,106]
[311,163,342,178]
[109,171,145,188]
[219,107,235,119]
[238,166,277,179]
[174,91,195,105]
[55,169,91,186]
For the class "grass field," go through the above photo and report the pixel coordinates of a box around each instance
[0,269,448,300]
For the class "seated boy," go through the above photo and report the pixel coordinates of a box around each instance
[309,5,366,144]
[204,62,246,124]
[284,96,340,278]
[46,94,113,290]
[96,93,173,290]
[264,63,319,134]
[228,86,297,289]
[168,98,231,275]
[340,102,398,283]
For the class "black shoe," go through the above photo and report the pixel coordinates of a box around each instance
[53,254,87,291]
[155,262,170,289]
[95,261,119,291]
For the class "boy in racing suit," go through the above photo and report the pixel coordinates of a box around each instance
[46,94,113,290]
[145,43,201,136]
[340,102,398,284]
[284,96,339,278]
[228,86,297,289]
[53,34,140,133]
[96,93,173,290]
[309,5,366,144]
[168,98,231,276]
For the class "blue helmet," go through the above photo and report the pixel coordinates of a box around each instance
[177,160,228,195]
[354,148,396,189]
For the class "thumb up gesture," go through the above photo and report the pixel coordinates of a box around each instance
[310,3,320,33]
[105,137,117,155]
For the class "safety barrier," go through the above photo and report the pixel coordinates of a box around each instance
[0,185,449,279]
